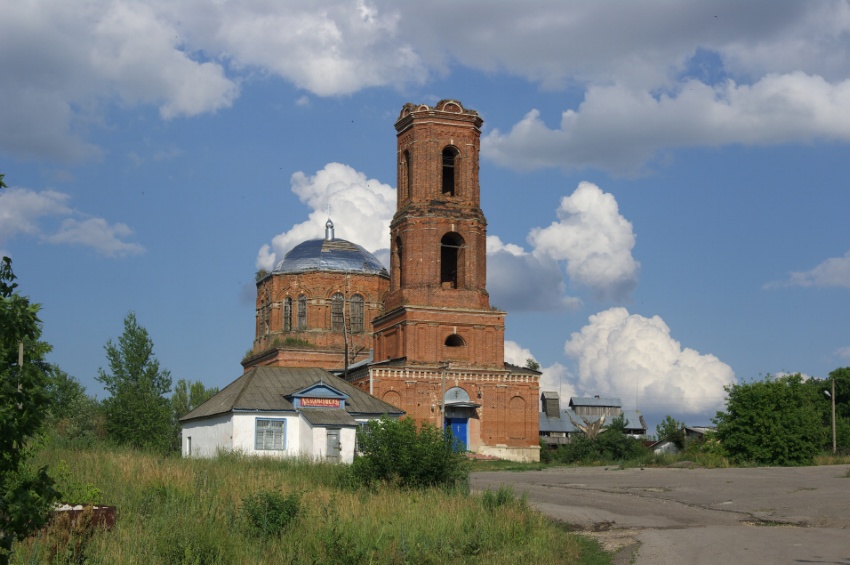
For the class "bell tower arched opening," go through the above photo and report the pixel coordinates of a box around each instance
[440,232,464,289]
[442,146,458,197]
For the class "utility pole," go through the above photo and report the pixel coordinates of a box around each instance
[440,362,448,431]
[832,375,837,455]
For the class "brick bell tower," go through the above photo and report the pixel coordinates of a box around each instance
[373,100,505,368]
[356,101,538,462]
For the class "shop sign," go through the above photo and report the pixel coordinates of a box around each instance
[301,397,341,408]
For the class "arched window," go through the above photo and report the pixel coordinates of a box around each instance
[350,294,364,333]
[297,295,307,330]
[403,150,411,201]
[440,232,464,289]
[395,235,403,288]
[442,146,458,196]
[283,297,292,332]
[445,334,465,347]
[331,293,344,332]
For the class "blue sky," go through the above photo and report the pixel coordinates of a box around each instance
[2,1,849,431]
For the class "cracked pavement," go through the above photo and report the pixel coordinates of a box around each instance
[472,465,850,564]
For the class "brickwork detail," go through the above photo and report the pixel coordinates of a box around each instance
[245,100,540,462]
[364,100,539,461]
[246,270,388,370]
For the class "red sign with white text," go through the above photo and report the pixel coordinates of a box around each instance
[301,397,341,408]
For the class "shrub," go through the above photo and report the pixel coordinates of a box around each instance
[240,490,300,538]
[549,418,649,465]
[715,374,823,466]
[481,485,525,512]
[352,417,469,489]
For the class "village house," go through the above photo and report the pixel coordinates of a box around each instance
[179,366,402,463]
[539,392,647,446]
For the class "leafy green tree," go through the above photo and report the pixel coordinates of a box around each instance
[353,417,469,489]
[97,312,173,452]
[171,379,219,419]
[656,415,685,448]
[170,379,219,451]
[45,367,103,446]
[715,374,823,466]
[551,416,648,464]
[803,368,850,451]
[0,256,59,562]
[524,358,541,372]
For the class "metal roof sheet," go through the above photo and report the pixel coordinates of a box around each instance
[538,408,647,434]
[538,409,581,433]
[569,397,623,408]
[180,366,404,421]
[298,408,359,427]
[273,238,388,277]
[621,410,647,432]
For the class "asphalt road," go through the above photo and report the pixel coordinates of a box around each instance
[472,464,850,564]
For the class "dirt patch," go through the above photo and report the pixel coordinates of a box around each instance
[584,530,641,565]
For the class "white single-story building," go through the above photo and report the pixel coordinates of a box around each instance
[179,366,404,463]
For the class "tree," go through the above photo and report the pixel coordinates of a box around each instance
[97,312,173,452]
[524,358,541,372]
[656,415,685,449]
[803,367,850,452]
[352,417,469,489]
[0,256,59,562]
[171,379,219,419]
[45,367,103,446]
[170,379,219,451]
[715,374,823,466]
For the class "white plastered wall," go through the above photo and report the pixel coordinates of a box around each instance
[232,412,301,458]
[182,413,233,458]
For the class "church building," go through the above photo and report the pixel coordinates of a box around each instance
[242,100,540,462]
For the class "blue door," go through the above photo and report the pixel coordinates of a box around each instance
[447,418,468,450]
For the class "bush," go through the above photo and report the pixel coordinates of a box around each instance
[481,485,525,512]
[240,490,300,538]
[352,417,469,489]
[716,374,823,466]
[549,418,649,465]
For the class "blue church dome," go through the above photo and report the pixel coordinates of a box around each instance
[272,221,388,277]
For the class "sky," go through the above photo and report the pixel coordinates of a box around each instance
[2,0,850,432]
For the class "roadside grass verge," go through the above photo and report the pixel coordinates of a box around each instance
[13,443,609,564]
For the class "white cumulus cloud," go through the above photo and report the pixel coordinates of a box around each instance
[766,250,850,289]
[487,236,580,312]
[529,182,639,301]
[484,74,850,174]
[256,162,396,271]
[0,186,144,257]
[46,218,144,258]
[7,1,850,170]
[504,341,576,405]
[564,307,736,416]
[0,0,238,161]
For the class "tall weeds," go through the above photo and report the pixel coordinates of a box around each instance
[13,443,600,564]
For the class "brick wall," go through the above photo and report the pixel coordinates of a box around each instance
[249,270,388,369]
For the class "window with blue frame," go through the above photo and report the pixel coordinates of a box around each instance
[255,418,286,450]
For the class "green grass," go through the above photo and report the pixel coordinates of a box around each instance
[13,442,610,564]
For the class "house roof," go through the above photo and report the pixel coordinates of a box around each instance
[621,410,647,432]
[569,396,623,408]
[538,408,647,434]
[298,408,359,427]
[179,366,404,422]
[539,409,581,434]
